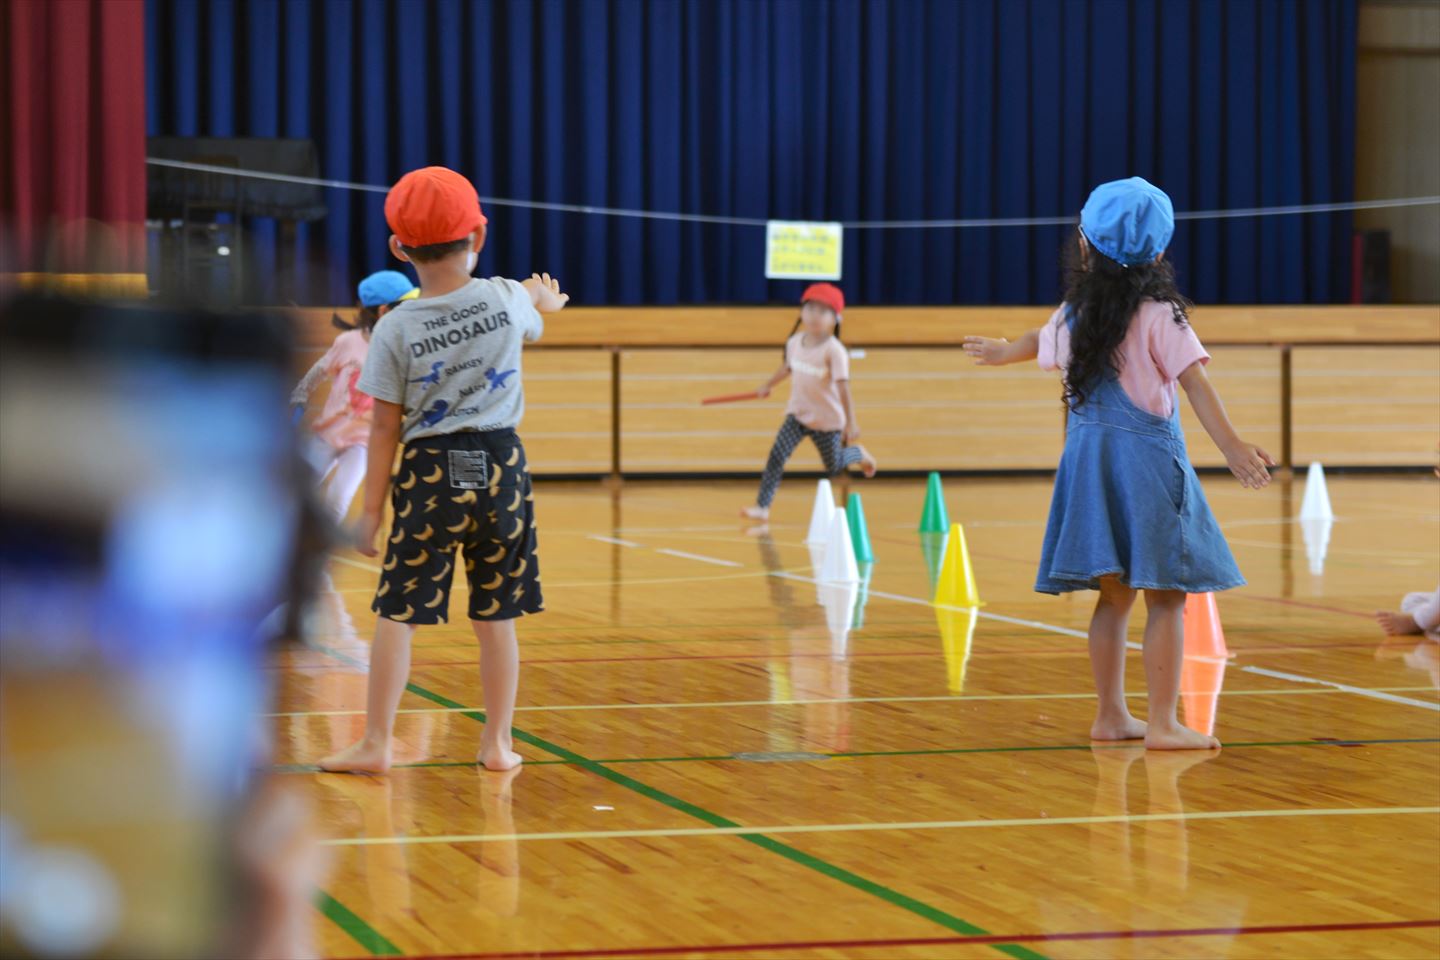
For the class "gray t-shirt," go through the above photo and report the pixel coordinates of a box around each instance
[358,277,543,442]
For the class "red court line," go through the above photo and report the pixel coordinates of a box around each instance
[333,918,1440,960]
[1231,592,1377,620]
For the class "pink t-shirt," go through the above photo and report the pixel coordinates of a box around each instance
[311,329,375,450]
[785,332,850,432]
[1036,300,1209,418]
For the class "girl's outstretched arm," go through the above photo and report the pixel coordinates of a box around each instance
[1178,361,1274,489]
[756,361,790,398]
[963,329,1040,366]
[837,379,861,444]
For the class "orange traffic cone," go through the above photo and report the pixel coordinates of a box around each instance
[1181,593,1230,736]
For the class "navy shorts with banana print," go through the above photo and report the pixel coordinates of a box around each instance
[372,430,543,625]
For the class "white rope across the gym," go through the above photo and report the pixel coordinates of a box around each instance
[145,157,1440,229]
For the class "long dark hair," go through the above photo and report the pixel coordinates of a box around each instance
[1059,231,1192,409]
[781,307,843,359]
[332,303,385,334]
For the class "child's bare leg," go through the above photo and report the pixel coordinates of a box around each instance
[319,617,414,773]
[1088,577,1146,740]
[741,505,771,520]
[1142,589,1220,750]
[1375,610,1422,637]
[474,618,523,771]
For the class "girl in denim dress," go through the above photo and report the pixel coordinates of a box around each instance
[964,178,1273,750]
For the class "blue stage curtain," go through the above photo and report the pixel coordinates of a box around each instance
[146,0,1357,306]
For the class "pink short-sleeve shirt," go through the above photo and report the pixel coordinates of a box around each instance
[785,332,850,432]
[1037,300,1209,418]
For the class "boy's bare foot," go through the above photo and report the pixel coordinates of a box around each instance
[318,738,392,774]
[741,505,770,520]
[478,745,524,772]
[1376,610,1423,637]
[857,446,878,478]
[1090,715,1149,741]
[478,742,524,777]
[1144,723,1221,751]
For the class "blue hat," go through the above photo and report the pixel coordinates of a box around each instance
[1079,177,1175,267]
[357,270,417,307]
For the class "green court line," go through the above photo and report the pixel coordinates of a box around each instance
[278,736,1440,774]
[315,890,402,956]
[400,681,1049,960]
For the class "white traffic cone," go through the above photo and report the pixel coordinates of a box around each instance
[819,509,860,584]
[1299,462,1333,521]
[1301,516,1334,575]
[805,478,836,545]
[819,581,859,657]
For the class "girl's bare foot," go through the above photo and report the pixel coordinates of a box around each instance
[1091,714,1148,741]
[856,446,878,478]
[1376,610,1423,637]
[318,738,392,774]
[1145,723,1221,751]
[741,505,770,520]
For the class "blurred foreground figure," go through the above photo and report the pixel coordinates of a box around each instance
[0,295,325,959]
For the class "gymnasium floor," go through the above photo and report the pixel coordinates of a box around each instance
[274,473,1440,960]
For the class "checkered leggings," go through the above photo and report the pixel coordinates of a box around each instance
[756,415,864,508]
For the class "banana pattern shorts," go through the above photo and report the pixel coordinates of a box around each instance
[372,429,543,625]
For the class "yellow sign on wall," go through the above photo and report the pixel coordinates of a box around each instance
[765,221,843,281]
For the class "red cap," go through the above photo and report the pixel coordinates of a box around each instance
[384,166,488,248]
[801,282,845,316]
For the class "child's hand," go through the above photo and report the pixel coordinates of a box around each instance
[844,423,862,445]
[962,336,1010,365]
[526,273,570,312]
[1223,441,1275,489]
[353,510,384,557]
[756,384,772,399]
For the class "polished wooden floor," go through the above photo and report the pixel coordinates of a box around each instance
[273,473,1440,960]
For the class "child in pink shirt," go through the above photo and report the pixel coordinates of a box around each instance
[964,177,1273,751]
[742,284,877,520]
[291,270,415,522]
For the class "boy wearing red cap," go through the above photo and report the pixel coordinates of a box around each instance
[743,283,877,520]
[320,166,568,774]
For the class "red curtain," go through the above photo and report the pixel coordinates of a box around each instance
[1,0,146,276]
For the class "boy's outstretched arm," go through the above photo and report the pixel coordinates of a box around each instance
[1178,361,1274,489]
[354,399,404,556]
[963,329,1040,366]
[523,272,569,312]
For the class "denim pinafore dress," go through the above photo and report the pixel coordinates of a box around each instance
[1035,310,1245,595]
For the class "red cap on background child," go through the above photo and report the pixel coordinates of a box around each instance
[384,166,488,247]
[801,282,845,317]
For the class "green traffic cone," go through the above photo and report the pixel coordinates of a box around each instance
[847,493,875,564]
[919,471,949,533]
[920,532,948,593]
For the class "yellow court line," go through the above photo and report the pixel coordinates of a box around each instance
[318,805,1440,847]
[265,685,1439,718]
[327,552,790,589]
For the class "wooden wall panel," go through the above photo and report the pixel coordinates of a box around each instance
[1291,346,1440,467]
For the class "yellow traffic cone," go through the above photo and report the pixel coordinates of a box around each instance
[934,523,982,608]
[935,604,979,694]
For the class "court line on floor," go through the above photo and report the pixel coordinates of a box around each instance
[266,686,1440,718]
[319,804,1440,848]
[330,918,1440,960]
[587,535,642,548]
[774,571,1440,712]
[316,890,402,956]
[385,681,1049,960]
[275,736,1440,775]
[653,548,744,567]
[1239,666,1440,712]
